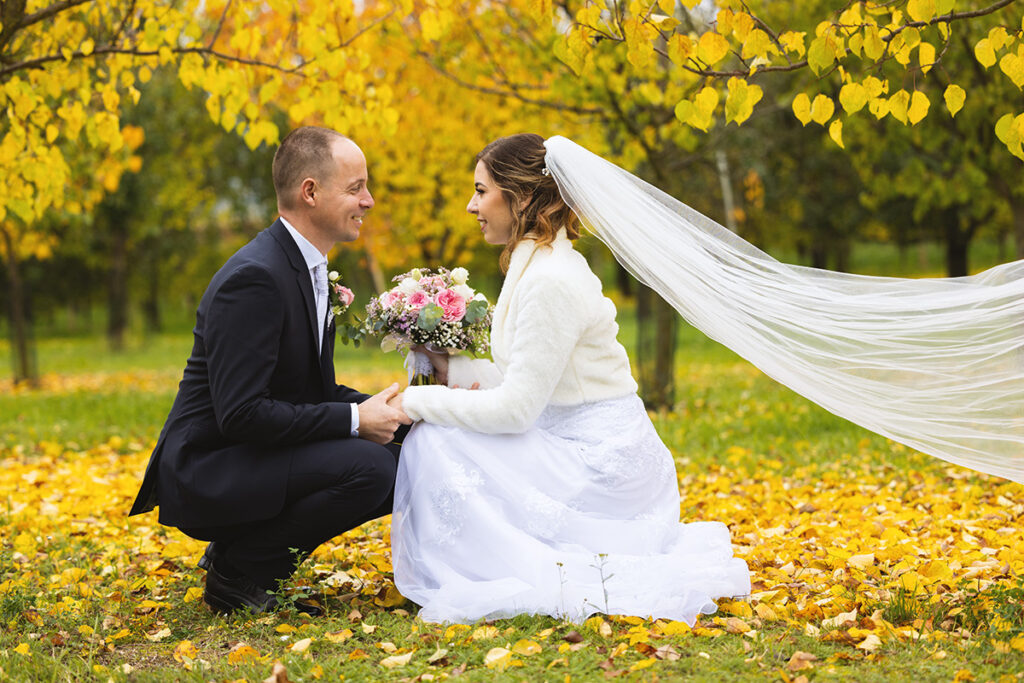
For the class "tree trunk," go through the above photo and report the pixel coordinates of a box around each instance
[1,226,37,385]
[636,284,677,410]
[809,243,828,270]
[362,235,387,293]
[715,149,737,233]
[833,235,851,273]
[943,209,970,277]
[615,262,633,297]
[107,222,129,351]
[142,264,162,333]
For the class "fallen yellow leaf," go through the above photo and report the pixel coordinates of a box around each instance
[325,628,353,643]
[511,639,541,656]
[630,658,657,671]
[472,626,499,640]
[227,644,262,664]
[172,640,198,664]
[289,637,313,653]
[787,650,817,672]
[857,634,883,652]
[484,646,512,671]
[380,651,414,668]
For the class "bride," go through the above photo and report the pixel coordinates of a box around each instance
[389,133,751,624]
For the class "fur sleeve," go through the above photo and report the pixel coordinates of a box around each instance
[402,271,586,433]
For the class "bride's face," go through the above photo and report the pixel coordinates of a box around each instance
[467,161,516,245]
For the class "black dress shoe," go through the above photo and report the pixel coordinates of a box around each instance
[196,542,219,571]
[203,565,324,617]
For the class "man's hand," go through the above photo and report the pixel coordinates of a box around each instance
[358,383,412,444]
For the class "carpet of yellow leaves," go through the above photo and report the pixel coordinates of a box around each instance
[1,366,1023,679]
[3,436,1022,661]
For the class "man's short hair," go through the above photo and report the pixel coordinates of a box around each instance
[272,127,347,208]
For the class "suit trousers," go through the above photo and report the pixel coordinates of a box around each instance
[180,436,402,589]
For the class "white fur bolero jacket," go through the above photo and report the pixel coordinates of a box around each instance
[402,230,638,434]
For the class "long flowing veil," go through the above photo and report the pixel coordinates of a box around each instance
[543,135,1024,484]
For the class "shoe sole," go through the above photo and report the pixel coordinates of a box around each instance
[203,592,241,615]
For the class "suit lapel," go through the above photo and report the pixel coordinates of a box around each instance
[268,220,321,358]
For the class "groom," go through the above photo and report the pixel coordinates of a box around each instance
[129,126,410,615]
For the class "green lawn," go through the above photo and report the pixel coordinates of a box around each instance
[1,286,1022,682]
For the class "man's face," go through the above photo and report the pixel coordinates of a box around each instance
[312,138,374,244]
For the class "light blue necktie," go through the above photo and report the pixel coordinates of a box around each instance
[313,262,328,351]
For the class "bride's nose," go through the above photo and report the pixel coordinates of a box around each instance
[466,194,478,214]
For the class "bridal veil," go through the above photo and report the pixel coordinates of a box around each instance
[543,136,1024,484]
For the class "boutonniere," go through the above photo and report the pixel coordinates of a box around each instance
[327,270,355,325]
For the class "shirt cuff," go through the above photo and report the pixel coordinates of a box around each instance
[350,403,360,437]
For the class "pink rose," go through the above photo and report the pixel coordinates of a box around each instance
[383,290,405,308]
[334,285,354,307]
[419,275,445,291]
[436,289,467,322]
[407,290,430,310]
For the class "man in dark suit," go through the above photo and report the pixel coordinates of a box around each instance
[129,126,411,615]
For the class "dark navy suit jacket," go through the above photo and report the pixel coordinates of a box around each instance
[129,219,370,527]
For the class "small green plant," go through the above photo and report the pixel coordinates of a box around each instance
[880,586,922,625]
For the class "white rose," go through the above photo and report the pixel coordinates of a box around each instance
[328,270,340,283]
[453,284,474,301]
[409,268,423,281]
[450,267,469,285]
[473,292,488,303]
[398,277,420,294]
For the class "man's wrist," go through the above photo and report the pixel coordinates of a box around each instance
[350,403,360,437]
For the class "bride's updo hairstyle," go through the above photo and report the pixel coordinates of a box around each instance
[476,133,580,272]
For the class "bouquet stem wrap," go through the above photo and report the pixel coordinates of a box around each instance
[405,350,438,386]
[543,136,1024,483]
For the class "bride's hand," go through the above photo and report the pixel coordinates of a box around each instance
[411,345,450,385]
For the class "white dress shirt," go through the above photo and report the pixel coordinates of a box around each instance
[280,217,360,437]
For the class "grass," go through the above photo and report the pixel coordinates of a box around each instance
[1,296,1023,681]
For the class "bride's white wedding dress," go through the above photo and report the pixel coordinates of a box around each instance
[393,232,750,624]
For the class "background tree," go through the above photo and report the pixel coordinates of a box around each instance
[0,0,395,381]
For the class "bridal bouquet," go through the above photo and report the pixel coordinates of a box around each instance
[362,267,493,385]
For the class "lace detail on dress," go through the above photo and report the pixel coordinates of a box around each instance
[430,462,484,547]
[523,488,566,539]
[539,394,676,489]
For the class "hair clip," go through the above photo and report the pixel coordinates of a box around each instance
[541,166,551,176]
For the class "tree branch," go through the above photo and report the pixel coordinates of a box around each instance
[208,0,235,50]
[415,51,606,115]
[16,0,90,30]
[0,44,309,80]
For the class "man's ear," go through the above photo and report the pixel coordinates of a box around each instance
[300,178,317,206]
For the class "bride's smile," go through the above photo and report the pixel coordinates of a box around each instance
[467,160,516,245]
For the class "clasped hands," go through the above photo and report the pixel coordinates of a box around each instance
[358,383,411,445]
[357,347,480,445]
